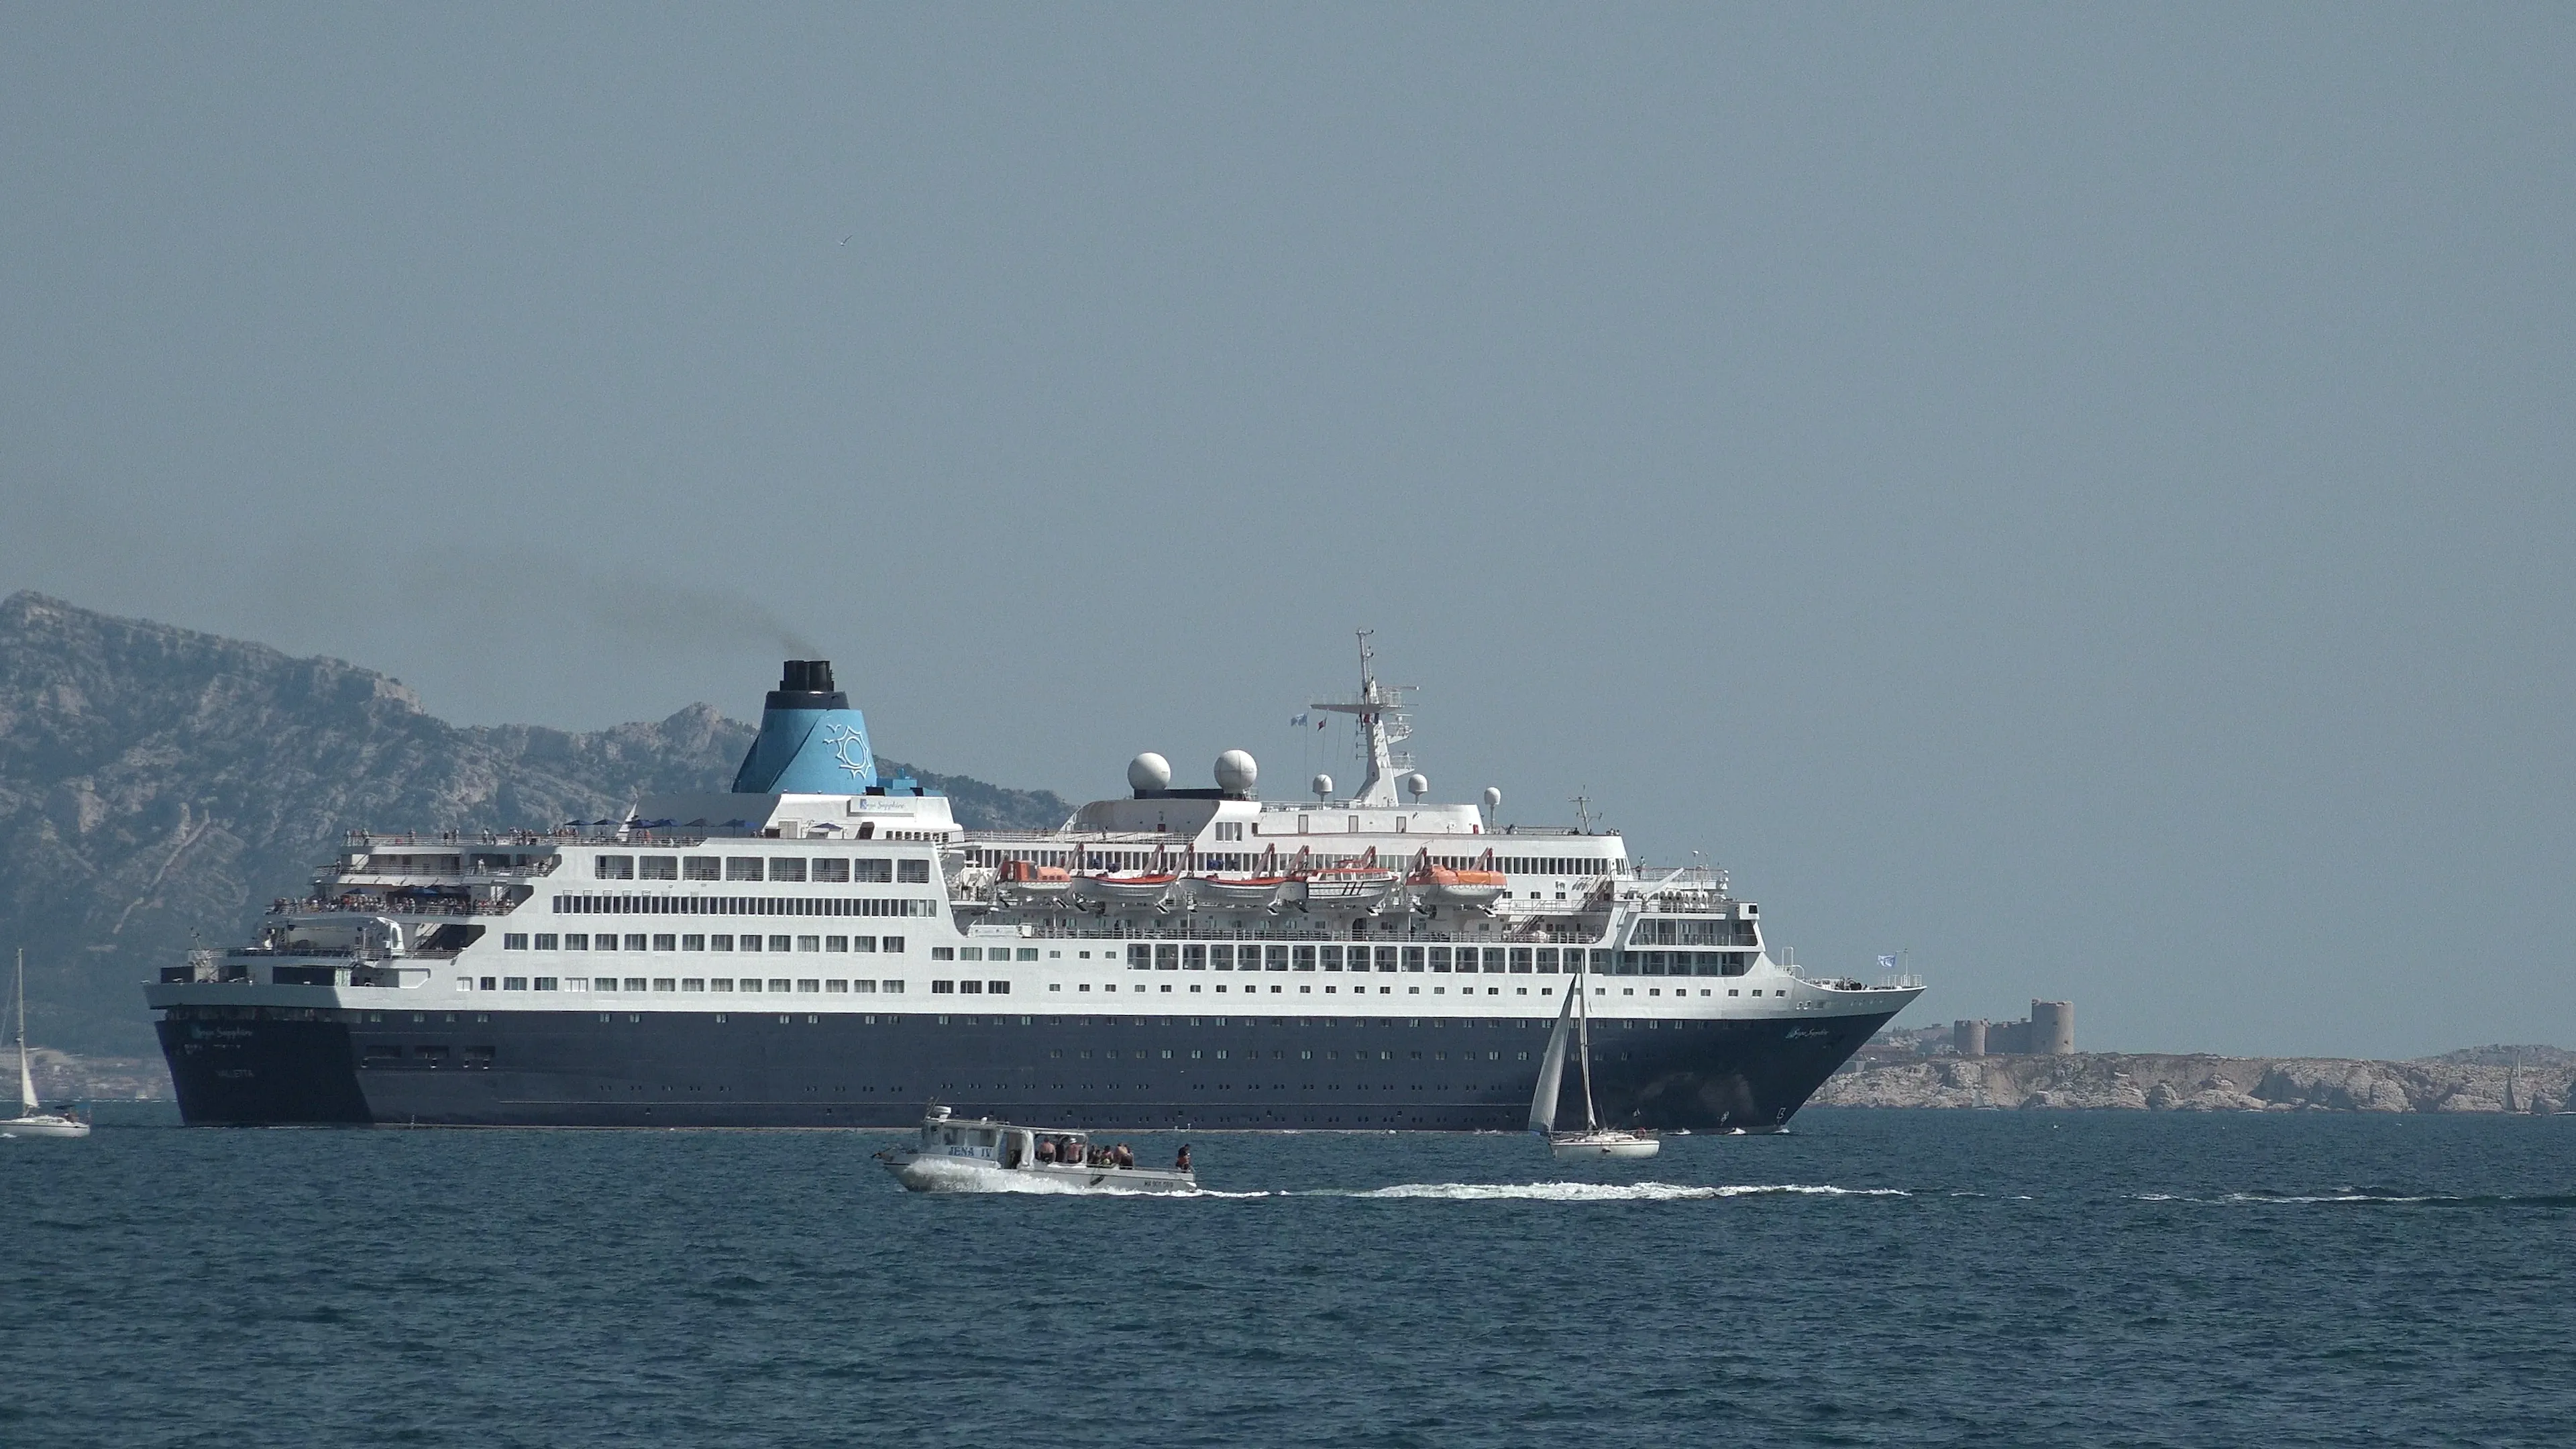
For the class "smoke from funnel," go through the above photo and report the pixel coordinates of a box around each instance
[396,550,820,658]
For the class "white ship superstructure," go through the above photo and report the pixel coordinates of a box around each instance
[148,643,1921,1130]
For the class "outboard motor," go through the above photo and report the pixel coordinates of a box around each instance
[730,659,879,792]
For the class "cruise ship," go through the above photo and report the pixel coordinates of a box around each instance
[148,640,1922,1130]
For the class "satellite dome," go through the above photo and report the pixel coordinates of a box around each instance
[1482,786,1503,812]
[1403,772,1429,800]
[1214,749,1258,796]
[1127,753,1173,794]
[1310,773,1334,800]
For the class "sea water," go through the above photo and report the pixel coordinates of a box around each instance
[4,1108,2571,1447]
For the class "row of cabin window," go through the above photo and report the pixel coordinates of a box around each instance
[480,975,905,994]
[930,947,1038,961]
[928,980,1012,994]
[1050,1047,1527,1063]
[553,896,939,918]
[503,932,904,953]
[594,854,930,883]
[1420,855,1621,875]
[1110,943,1759,977]
[1629,918,1760,946]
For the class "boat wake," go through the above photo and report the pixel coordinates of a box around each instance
[1320,1181,1910,1202]
[2134,1188,2576,1208]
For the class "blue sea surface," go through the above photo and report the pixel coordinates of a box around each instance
[5,1108,2572,1448]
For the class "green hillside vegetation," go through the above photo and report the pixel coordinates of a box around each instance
[0,592,1070,1054]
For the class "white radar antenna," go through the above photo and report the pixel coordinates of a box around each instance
[1309,629,1415,807]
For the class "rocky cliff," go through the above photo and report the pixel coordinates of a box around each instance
[0,592,1071,1056]
[1815,1046,2576,1114]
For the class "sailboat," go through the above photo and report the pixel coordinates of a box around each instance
[5,948,90,1139]
[1530,956,1658,1160]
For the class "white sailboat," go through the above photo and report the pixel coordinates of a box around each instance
[1530,955,1657,1160]
[5,947,90,1139]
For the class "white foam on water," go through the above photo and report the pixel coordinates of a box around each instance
[2129,1190,2499,1206]
[2224,1191,2443,1205]
[1316,1181,1911,1202]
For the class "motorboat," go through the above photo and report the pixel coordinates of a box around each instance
[1530,957,1657,1161]
[875,1106,1197,1193]
[5,949,89,1140]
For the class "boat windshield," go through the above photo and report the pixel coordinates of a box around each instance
[926,1124,1003,1158]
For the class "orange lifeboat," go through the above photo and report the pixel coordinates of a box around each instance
[1409,863,1507,906]
[999,859,1074,897]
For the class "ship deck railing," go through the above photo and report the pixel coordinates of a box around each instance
[270,896,520,917]
[347,828,587,847]
[960,922,1606,945]
[332,859,562,882]
[963,827,1186,843]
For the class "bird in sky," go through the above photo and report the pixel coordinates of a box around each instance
[839,234,852,246]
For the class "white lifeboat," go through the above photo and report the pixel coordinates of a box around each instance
[1296,867,1400,910]
[1185,874,1289,909]
[1075,871,1178,905]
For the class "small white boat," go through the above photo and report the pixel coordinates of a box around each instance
[5,949,89,1140]
[875,1106,1197,1193]
[1185,874,1289,908]
[1075,871,1178,905]
[1530,958,1656,1161]
[1297,867,1400,910]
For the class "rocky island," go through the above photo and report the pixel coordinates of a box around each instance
[1816,1044,2573,1114]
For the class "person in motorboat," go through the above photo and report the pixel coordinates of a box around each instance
[1036,1138,1057,1165]
[1175,1143,1192,1172]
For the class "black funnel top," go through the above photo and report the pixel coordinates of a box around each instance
[765,659,848,710]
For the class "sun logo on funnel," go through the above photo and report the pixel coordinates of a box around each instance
[820,721,871,779]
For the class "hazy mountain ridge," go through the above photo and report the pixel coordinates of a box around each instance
[0,592,1071,1055]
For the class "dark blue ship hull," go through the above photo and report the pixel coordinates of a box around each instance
[157,1006,1896,1132]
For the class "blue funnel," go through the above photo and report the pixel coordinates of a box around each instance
[731,659,879,792]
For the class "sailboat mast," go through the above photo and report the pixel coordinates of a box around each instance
[1576,951,1600,1132]
[16,947,36,1117]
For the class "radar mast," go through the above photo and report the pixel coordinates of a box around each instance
[1311,629,1413,806]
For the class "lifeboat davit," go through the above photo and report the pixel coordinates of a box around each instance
[1296,867,1401,910]
[1186,874,1289,909]
[1410,863,1507,906]
[998,859,1075,898]
[1075,871,1178,905]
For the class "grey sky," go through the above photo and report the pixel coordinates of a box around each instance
[4,7,2568,1057]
